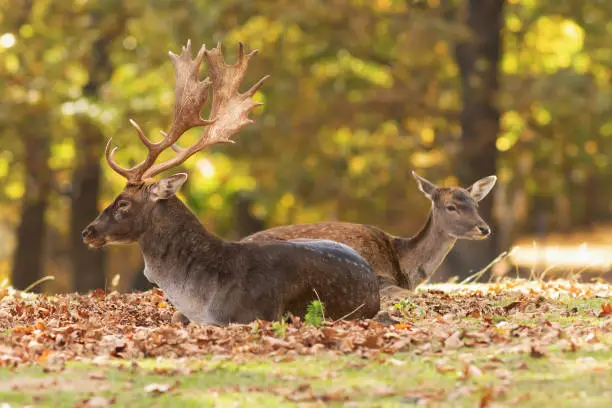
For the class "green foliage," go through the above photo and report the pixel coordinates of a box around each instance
[305,300,325,327]
[272,312,291,338]
[393,299,426,320]
[3,0,612,285]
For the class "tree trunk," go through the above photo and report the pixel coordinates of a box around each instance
[234,191,265,239]
[11,120,52,291]
[70,33,114,293]
[71,119,107,292]
[446,0,505,277]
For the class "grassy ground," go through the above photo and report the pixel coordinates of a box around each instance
[0,280,611,407]
[1,348,611,407]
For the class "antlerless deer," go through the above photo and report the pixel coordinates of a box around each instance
[244,172,497,298]
[81,41,380,324]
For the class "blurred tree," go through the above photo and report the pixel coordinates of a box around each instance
[70,6,128,293]
[6,0,53,291]
[443,0,505,275]
[4,0,612,288]
[11,112,51,291]
[233,190,266,238]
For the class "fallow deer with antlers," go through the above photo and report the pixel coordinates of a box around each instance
[81,41,380,324]
[244,172,497,299]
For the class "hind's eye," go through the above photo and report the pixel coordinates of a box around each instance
[118,200,130,209]
[446,205,457,212]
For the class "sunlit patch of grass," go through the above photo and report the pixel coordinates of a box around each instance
[556,296,609,313]
[1,349,611,407]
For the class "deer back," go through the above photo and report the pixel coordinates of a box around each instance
[243,221,407,288]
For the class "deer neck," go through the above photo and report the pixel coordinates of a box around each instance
[392,211,456,289]
[138,196,228,289]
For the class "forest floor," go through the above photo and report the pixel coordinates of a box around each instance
[0,280,611,407]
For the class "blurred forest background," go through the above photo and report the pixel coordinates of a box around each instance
[1,0,612,294]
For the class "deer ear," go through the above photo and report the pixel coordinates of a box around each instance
[467,175,497,202]
[150,173,188,201]
[412,171,438,200]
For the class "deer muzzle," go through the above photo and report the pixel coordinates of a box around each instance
[474,224,491,238]
[82,224,106,248]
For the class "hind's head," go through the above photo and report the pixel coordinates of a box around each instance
[412,171,497,240]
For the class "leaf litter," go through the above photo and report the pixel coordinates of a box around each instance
[0,280,610,405]
[0,281,610,367]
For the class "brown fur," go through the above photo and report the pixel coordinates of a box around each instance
[243,172,497,298]
[83,176,381,325]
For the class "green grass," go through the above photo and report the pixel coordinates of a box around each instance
[1,348,611,407]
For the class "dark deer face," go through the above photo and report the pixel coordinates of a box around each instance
[412,171,497,240]
[82,173,188,248]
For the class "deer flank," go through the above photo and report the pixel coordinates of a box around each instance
[243,171,497,298]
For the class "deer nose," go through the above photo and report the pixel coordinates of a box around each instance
[477,225,490,236]
[82,226,95,240]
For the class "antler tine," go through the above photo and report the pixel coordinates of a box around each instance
[141,42,269,180]
[105,40,213,184]
[105,138,131,179]
[128,119,155,148]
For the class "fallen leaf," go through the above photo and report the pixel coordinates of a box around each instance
[362,334,382,349]
[371,386,395,397]
[262,336,291,349]
[463,363,483,378]
[34,320,47,331]
[38,349,53,364]
[12,325,34,334]
[83,396,112,408]
[598,303,612,317]
[319,389,349,402]
[479,387,494,408]
[434,360,455,374]
[88,371,106,380]
[444,331,463,349]
[387,358,406,366]
[530,345,546,359]
[144,383,172,394]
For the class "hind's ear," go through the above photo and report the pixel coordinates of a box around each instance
[412,171,438,201]
[467,175,497,202]
[150,173,188,201]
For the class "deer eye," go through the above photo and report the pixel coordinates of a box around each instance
[117,200,131,209]
[446,205,457,212]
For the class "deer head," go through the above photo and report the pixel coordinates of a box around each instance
[82,41,268,248]
[411,171,497,240]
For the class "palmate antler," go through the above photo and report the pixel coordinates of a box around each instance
[105,40,269,184]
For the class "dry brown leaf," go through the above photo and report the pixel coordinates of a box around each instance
[38,349,53,364]
[82,396,113,408]
[529,345,546,359]
[88,371,106,380]
[434,359,455,374]
[444,331,463,349]
[598,303,612,317]
[479,387,494,408]
[463,363,483,378]
[371,385,396,397]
